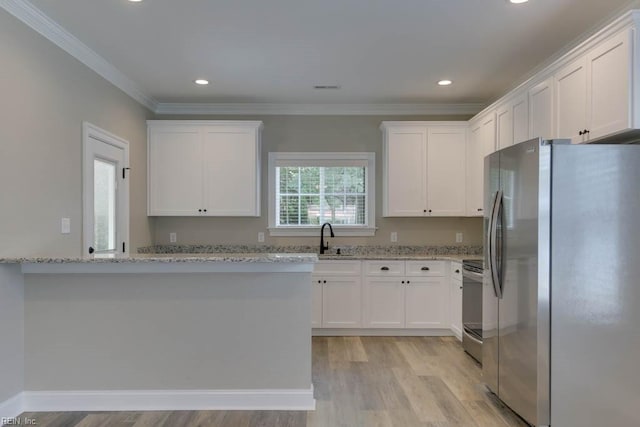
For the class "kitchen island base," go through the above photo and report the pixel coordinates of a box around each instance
[0,257,316,417]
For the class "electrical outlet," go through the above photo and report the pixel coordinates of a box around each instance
[169,232,177,243]
[61,218,71,234]
[456,232,463,243]
[390,232,398,242]
[258,232,265,243]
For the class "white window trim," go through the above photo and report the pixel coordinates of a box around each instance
[268,152,376,236]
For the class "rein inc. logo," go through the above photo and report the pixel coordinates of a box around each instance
[1,417,37,425]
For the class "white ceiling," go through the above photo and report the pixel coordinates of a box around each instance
[22,0,636,107]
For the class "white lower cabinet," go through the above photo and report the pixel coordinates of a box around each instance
[363,260,448,329]
[450,262,463,340]
[312,261,362,328]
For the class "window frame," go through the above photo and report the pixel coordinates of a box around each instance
[268,152,376,236]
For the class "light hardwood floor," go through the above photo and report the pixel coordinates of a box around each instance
[12,337,529,427]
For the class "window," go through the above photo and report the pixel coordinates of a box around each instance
[268,152,376,236]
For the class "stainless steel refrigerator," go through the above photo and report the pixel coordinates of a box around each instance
[483,137,640,427]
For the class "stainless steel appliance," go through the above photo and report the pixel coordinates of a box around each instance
[462,259,483,364]
[483,137,640,427]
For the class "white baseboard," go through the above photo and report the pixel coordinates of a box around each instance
[0,387,315,413]
[312,328,455,337]
[0,392,24,420]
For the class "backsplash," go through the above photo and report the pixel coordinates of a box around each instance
[138,244,483,256]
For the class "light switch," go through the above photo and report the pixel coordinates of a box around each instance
[61,218,71,234]
[169,232,177,243]
[258,232,265,243]
[456,232,463,243]
[390,232,398,242]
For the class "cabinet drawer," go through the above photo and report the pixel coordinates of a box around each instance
[450,262,463,281]
[314,260,361,276]
[364,261,405,276]
[405,261,445,277]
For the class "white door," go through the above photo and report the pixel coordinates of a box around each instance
[83,123,129,256]
[364,277,405,328]
[588,28,632,140]
[384,127,427,216]
[466,114,495,216]
[426,127,467,216]
[312,276,323,328]
[512,94,530,145]
[496,104,513,150]
[529,77,554,139]
[322,277,362,328]
[202,126,260,216]
[147,125,203,216]
[555,57,588,143]
[405,277,448,329]
[450,277,463,339]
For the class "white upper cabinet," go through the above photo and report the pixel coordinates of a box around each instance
[382,125,427,216]
[555,28,633,143]
[148,121,262,216]
[466,113,495,216]
[202,126,261,216]
[529,77,555,140]
[426,127,467,216]
[382,122,467,217]
[497,91,530,150]
[512,93,530,145]
[587,28,633,140]
[555,57,588,143]
[148,125,203,216]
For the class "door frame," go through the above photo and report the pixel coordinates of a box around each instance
[82,122,130,256]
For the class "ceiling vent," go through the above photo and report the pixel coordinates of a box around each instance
[313,85,341,90]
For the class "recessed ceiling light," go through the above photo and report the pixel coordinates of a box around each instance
[128,0,143,2]
[194,79,209,85]
[509,0,529,4]
[438,80,453,86]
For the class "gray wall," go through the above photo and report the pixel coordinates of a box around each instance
[0,9,154,258]
[153,115,483,247]
[0,265,24,406]
[24,272,311,391]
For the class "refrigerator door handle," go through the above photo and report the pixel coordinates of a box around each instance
[489,190,503,299]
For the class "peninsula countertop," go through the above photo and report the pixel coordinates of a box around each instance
[0,253,318,264]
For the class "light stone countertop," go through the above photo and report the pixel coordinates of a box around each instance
[0,253,319,264]
[317,254,481,262]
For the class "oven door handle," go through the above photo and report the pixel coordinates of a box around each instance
[463,327,483,345]
[462,269,483,281]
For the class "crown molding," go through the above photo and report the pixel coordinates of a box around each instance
[154,102,485,116]
[0,0,158,112]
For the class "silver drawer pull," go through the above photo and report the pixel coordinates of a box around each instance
[421,267,430,271]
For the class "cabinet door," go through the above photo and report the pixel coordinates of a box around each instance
[405,277,449,329]
[588,28,632,140]
[202,126,260,216]
[148,126,203,216]
[427,127,467,216]
[363,277,404,328]
[312,276,323,328]
[384,127,427,216]
[529,77,554,139]
[466,114,495,216]
[322,277,362,328]
[496,104,513,150]
[512,93,530,145]
[450,278,463,340]
[555,57,587,143]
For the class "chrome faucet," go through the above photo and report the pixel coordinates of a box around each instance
[319,222,335,254]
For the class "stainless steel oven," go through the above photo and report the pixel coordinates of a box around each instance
[462,260,483,364]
